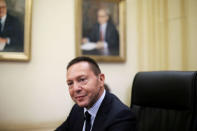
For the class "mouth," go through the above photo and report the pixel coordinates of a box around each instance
[75,95,86,101]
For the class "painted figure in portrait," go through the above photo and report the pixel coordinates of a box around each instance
[0,0,24,52]
[81,1,120,56]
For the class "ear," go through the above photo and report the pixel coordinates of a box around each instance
[98,73,105,86]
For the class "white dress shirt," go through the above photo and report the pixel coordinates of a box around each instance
[82,90,106,131]
[100,23,108,48]
[99,23,109,55]
[0,15,6,32]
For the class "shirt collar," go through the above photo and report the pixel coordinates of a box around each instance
[1,15,7,23]
[100,23,107,30]
[84,89,106,118]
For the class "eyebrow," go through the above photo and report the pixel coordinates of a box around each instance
[67,75,86,82]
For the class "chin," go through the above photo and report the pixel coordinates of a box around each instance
[77,101,88,108]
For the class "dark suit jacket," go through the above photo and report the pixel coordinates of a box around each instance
[88,21,119,55]
[55,91,136,131]
[0,14,24,52]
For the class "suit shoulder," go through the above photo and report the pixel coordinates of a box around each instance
[102,92,132,118]
[110,93,130,110]
[107,21,117,28]
[5,14,21,27]
[6,14,19,21]
[70,104,83,113]
[99,92,136,130]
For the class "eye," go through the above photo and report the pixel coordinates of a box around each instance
[78,77,88,85]
[67,81,73,87]
[79,78,86,82]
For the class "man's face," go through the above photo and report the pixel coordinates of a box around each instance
[0,1,7,18]
[67,62,105,109]
[97,9,109,24]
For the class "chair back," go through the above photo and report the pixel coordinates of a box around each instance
[130,71,197,131]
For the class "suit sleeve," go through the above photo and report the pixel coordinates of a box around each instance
[88,23,99,43]
[55,104,83,131]
[2,15,24,52]
[105,23,119,51]
[9,18,24,51]
[55,105,76,131]
[55,115,70,131]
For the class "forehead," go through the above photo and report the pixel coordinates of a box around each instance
[98,9,107,15]
[67,62,93,79]
[0,1,6,6]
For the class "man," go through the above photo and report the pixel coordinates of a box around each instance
[56,56,136,131]
[0,0,23,52]
[82,8,119,56]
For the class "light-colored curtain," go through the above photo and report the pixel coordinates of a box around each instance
[137,0,197,71]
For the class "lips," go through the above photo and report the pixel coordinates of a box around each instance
[75,95,86,101]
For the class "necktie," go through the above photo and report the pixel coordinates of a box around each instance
[99,29,104,41]
[84,111,91,131]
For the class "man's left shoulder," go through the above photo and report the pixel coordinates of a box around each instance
[7,14,16,19]
[106,92,131,113]
[101,92,136,131]
[6,14,20,23]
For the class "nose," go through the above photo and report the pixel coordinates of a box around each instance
[73,82,82,93]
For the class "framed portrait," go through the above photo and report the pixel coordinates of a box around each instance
[75,0,126,62]
[0,0,32,61]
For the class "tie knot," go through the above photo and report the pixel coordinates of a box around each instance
[84,111,91,121]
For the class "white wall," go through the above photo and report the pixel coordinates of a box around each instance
[0,0,138,130]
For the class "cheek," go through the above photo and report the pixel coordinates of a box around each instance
[88,84,100,96]
[69,89,74,97]
[0,9,5,13]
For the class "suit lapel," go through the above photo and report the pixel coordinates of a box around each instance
[91,92,112,131]
[3,15,10,33]
[75,107,84,131]
[96,23,100,41]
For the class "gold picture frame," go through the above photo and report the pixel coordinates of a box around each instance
[0,0,32,61]
[75,0,126,62]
